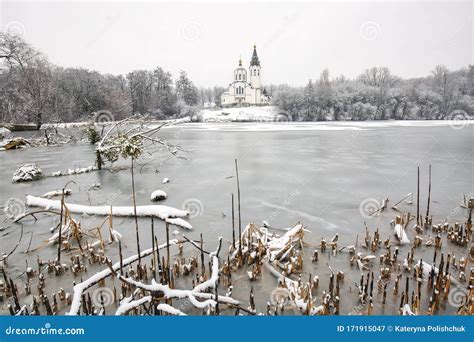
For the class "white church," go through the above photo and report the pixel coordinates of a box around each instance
[221,45,270,107]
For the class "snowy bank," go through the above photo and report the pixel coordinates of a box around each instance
[199,106,278,122]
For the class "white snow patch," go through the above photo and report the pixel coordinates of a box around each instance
[50,165,97,177]
[199,106,278,123]
[394,224,410,244]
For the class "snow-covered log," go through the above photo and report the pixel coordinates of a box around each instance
[1,137,30,150]
[42,189,73,199]
[26,195,192,229]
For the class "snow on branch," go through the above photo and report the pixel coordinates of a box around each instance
[119,276,238,308]
[96,119,183,164]
[264,261,325,315]
[116,237,239,312]
[156,303,187,316]
[115,295,152,316]
[67,239,178,315]
[192,237,221,293]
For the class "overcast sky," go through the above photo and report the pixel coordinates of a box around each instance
[0,1,472,87]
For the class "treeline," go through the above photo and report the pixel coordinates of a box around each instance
[270,66,473,121]
[1,32,473,125]
[0,32,224,126]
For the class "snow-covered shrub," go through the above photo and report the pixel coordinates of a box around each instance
[12,163,43,183]
[83,125,101,145]
[176,103,199,119]
[101,133,144,163]
[0,127,11,140]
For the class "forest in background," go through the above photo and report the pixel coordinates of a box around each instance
[0,32,472,126]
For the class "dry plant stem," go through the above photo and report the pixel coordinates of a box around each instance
[426,164,432,225]
[131,157,141,273]
[57,190,64,262]
[118,240,123,274]
[235,159,242,253]
[108,206,114,241]
[57,181,76,262]
[200,233,205,277]
[166,221,171,284]
[151,218,156,279]
[417,166,420,225]
[181,235,211,254]
[231,193,235,249]
[155,236,161,283]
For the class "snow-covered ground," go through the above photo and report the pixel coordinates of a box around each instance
[38,108,473,130]
[199,106,278,122]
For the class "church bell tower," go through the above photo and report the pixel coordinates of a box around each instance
[249,45,261,103]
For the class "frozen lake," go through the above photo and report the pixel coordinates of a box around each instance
[0,121,472,314]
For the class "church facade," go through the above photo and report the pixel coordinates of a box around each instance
[221,45,269,107]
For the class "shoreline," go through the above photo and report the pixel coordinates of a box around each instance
[33,118,474,130]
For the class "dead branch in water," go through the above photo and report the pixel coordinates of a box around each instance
[14,210,61,223]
